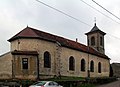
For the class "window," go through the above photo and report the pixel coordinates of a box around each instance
[33,81,46,86]
[22,58,28,69]
[48,82,59,86]
[100,37,103,46]
[90,60,94,72]
[91,36,95,46]
[81,59,85,71]
[69,56,75,71]
[98,62,101,73]
[44,51,51,68]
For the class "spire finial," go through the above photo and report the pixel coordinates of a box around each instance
[94,17,96,26]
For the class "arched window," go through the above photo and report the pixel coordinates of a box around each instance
[44,51,51,68]
[69,56,75,71]
[90,60,94,72]
[91,36,95,46]
[100,37,103,46]
[98,62,101,73]
[81,59,85,71]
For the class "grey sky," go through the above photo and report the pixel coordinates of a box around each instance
[0,0,120,63]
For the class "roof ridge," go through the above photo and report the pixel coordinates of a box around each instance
[31,27,87,45]
[26,26,40,37]
[8,26,40,41]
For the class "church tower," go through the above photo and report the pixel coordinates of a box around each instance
[85,23,106,54]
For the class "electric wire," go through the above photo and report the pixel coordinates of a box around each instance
[107,33,120,41]
[36,0,92,27]
[79,0,120,24]
[92,0,120,21]
[35,0,120,41]
[79,0,120,41]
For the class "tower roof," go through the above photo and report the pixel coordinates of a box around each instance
[8,26,40,41]
[85,23,106,35]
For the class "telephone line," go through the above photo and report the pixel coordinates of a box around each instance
[36,0,120,41]
[92,0,120,21]
[79,0,120,40]
[79,0,120,24]
[36,0,91,27]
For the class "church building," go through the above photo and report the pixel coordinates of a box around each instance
[0,23,110,80]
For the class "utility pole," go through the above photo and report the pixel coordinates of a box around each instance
[87,46,90,82]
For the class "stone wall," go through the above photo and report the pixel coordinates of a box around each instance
[0,52,12,79]
[12,54,38,80]
[61,47,109,77]
[111,63,120,77]
[10,38,110,78]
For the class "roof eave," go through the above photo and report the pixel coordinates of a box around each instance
[85,30,106,35]
[11,50,39,55]
[61,44,109,59]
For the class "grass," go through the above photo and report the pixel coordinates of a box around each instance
[79,83,95,87]
[45,76,85,81]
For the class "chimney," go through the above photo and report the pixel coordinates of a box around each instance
[76,38,78,42]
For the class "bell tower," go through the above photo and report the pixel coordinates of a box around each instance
[85,23,106,54]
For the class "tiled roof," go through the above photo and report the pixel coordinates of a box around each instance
[11,50,39,55]
[8,26,109,59]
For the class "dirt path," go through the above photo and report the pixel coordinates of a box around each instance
[96,80,120,87]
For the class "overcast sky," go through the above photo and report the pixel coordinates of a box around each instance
[0,0,120,63]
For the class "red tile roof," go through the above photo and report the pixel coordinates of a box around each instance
[8,26,109,59]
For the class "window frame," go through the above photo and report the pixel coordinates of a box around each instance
[69,56,75,71]
[81,59,85,71]
[44,51,51,68]
[98,62,101,73]
[100,36,103,46]
[22,58,28,70]
[90,60,94,72]
[91,36,95,46]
